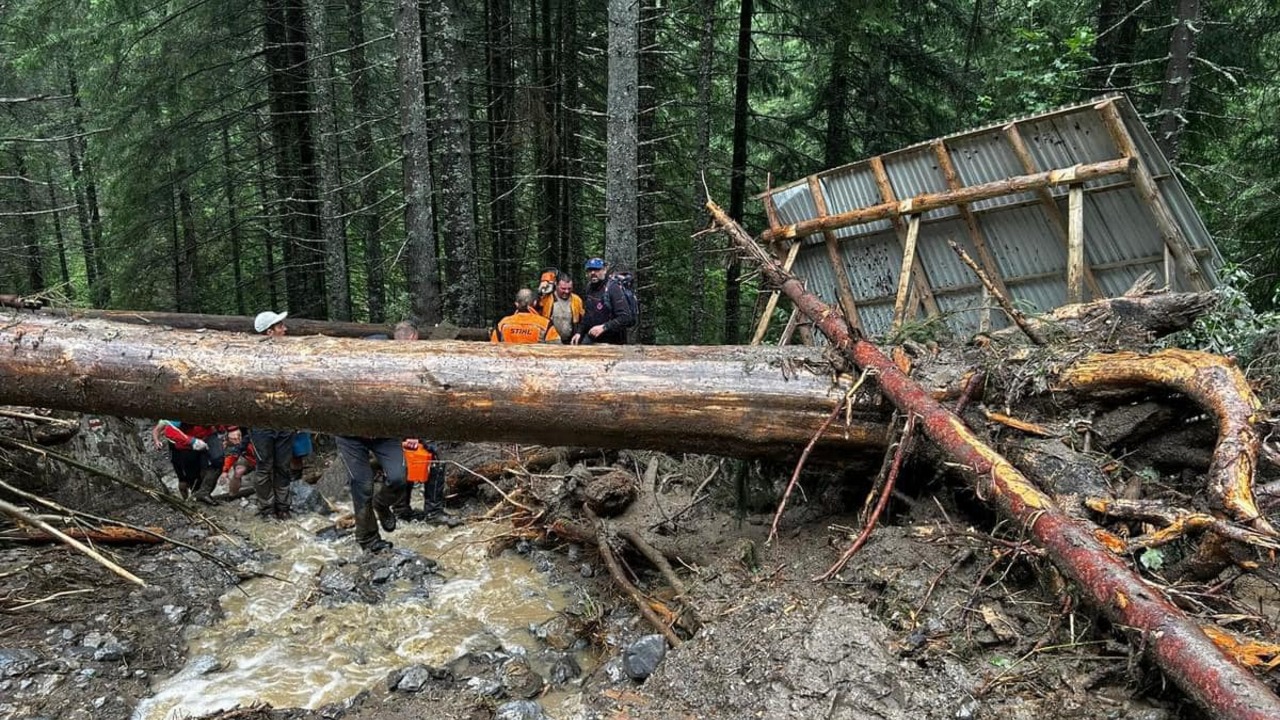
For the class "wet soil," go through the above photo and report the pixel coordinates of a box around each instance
[0,422,1268,719]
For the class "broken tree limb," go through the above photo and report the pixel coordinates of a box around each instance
[706,198,1280,720]
[0,314,886,458]
[947,239,1046,345]
[1055,349,1274,535]
[0,498,146,587]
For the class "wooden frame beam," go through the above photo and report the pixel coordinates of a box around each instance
[1067,184,1086,304]
[870,156,940,319]
[1002,122,1104,299]
[807,175,864,331]
[750,241,801,345]
[761,157,1134,243]
[1094,98,1209,291]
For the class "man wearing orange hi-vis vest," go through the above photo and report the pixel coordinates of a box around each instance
[491,288,561,344]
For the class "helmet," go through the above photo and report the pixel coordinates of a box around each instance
[584,257,605,270]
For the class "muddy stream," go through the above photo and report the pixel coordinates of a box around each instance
[132,501,591,720]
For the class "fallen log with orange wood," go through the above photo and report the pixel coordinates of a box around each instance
[0,525,165,544]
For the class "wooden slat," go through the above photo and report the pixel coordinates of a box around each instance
[869,157,940,319]
[891,215,921,332]
[807,175,863,331]
[1002,122,1104,299]
[750,241,801,345]
[778,307,800,345]
[1067,184,1086,304]
[1094,98,1209,291]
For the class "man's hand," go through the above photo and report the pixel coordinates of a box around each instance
[403,438,421,451]
[570,333,582,345]
[588,324,606,338]
[192,438,208,452]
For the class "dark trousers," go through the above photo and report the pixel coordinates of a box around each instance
[393,462,446,518]
[335,436,407,547]
[251,429,295,514]
[170,433,224,499]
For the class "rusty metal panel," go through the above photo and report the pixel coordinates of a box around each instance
[760,95,1223,339]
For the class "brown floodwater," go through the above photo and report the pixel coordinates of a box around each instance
[133,504,586,719]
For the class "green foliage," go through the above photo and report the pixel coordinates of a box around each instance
[1,0,1279,347]
[1165,265,1280,360]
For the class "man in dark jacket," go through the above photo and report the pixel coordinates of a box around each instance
[570,257,635,345]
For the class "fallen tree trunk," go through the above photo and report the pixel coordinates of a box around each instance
[708,200,1280,720]
[25,307,490,341]
[0,314,885,458]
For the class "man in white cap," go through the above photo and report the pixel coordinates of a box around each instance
[249,310,296,518]
[254,310,288,336]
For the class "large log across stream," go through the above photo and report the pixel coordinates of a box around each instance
[0,313,884,457]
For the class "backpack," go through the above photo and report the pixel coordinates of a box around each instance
[604,271,639,323]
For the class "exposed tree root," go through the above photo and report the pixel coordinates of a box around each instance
[586,507,683,649]
[1084,497,1280,552]
[708,198,1280,720]
[1056,349,1275,535]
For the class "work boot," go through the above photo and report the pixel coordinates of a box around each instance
[194,493,217,506]
[362,538,393,554]
[423,510,463,528]
[374,501,397,532]
[177,482,191,500]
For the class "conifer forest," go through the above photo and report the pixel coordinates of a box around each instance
[1,0,1278,340]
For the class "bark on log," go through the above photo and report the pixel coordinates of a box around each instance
[986,291,1216,344]
[0,314,886,458]
[26,307,490,341]
[709,199,1280,720]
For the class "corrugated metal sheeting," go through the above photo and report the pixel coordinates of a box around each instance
[761,95,1223,340]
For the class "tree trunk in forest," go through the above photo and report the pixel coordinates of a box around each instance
[175,159,199,313]
[66,71,104,307]
[45,171,71,288]
[605,0,639,272]
[823,23,853,168]
[344,0,385,323]
[535,0,561,270]
[10,149,45,293]
[689,0,715,344]
[396,0,442,326]
[221,126,247,317]
[724,0,754,344]
[635,0,658,344]
[264,0,326,319]
[486,0,519,322]
[0,315,884,459]
[253,113,281,310]
[1091,0,1142,92]
[428,0,482,328]
[1155,0,1200,163]
[559,0,582,270]
[307,0,352,322]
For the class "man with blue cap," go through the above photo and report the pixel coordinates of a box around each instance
[571,258,635,345]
